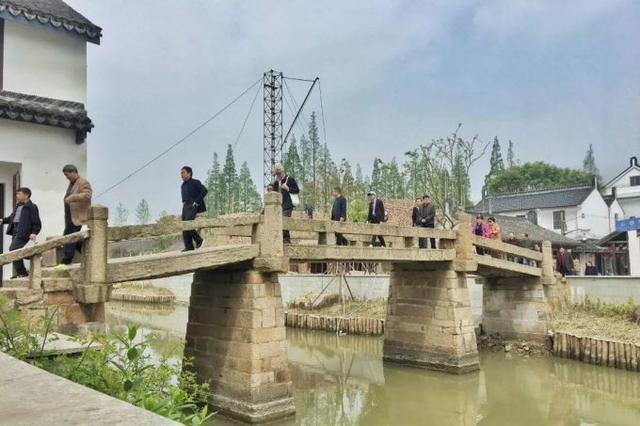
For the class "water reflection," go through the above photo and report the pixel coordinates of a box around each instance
[106,303,640,426]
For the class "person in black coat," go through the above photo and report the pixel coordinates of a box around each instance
[411,198,421,227]
[416,195,436,248]
[331,187,348,246]
[367,191,386,247]
[180,166,208,251]
[272,165,300,244]
[0,187,42,278]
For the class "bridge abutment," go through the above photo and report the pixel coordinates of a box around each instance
[184,266,295,423]
[383,263,479,373]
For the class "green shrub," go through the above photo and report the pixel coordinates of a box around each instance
[573,296,636,321]
[0,303,212,425]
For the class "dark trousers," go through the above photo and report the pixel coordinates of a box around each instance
[10,235,29,276]
[182,205,203,251]
[418,223,436,249]
[369,220,386,247]
[335,233,348,246]
[62,222,83,264]
[283,208,293,243]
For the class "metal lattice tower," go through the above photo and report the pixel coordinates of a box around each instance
[263,70,283,187]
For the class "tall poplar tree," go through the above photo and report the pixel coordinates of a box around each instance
[222,144,239,214]
[507,140,516,168]
[238,161,262,213]
[582,144,601,184]
[114,202,129,225]
[135,199,151,224]
[205,152,222,217]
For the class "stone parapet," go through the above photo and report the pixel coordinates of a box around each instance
[184,268,294,423]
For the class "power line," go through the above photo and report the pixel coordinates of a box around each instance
[283,76,317,83]
[318,80,328,150]
[232,82,262,151]
[96,78,262,199]
[283,79,310,129]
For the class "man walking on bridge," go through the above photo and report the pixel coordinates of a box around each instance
[272,165,299,244]
[0,187,41,279]
[56,165,92,268]
[416,195,436,248]
[367,191,386,247]
[331,187,348,246]
[180,166,208,251]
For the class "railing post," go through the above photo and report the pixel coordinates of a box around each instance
[74,205,110,304]
[29,254,42,290]
[453,214,477,271]
[253,192,287,271]
[541,241,554,279]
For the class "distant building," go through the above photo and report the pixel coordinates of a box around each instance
[0,0,101,277]
[472,183,624,240]
[604,156,640,218]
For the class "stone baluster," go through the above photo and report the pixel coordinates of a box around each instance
[74,205,110,304]
[253,192,287,272]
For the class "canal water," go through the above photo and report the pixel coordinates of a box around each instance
[107,302,640,426]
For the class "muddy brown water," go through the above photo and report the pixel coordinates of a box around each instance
[107,303,640,426]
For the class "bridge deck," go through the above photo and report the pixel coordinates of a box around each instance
[107,244,259,283]
[285,245,456,263]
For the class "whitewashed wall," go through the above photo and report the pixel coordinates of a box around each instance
[629,230,640,276]
[0,120,87,276]
[575,189,611,238]
[2,20,87,103]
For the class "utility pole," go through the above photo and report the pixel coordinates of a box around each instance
[263,70,283,187]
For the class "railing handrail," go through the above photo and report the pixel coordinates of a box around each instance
[0,230,89,266]
[283,217,457,240]
[107,215,261,242]
[471,235,544,262]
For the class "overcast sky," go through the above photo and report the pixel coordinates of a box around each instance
[67,0,640,219]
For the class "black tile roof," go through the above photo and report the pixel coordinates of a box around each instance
[488,214,581,247]
[0,0,101,44]
[472,186,594,214]
[0,90,93,142]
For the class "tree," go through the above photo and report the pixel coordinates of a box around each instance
[238,161,262,213]
[158,210,169,220]
[283,134,302,180]
[582,144,601,184]
[507,140,517,168]
[485,162,593,194]
[222,144,239,214]
[370,158,383,194]
[114,202,129,226]
[135,199,151,224]
[205,152,223,217]
[489,136,505,174]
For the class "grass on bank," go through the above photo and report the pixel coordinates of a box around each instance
[0,297,212,425]
[553,296,640,345]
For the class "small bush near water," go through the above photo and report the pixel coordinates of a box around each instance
[573,296,638,322]
[0,297,213,425]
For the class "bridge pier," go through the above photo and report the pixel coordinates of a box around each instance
[383,263,479,374]
[184,266,295,423]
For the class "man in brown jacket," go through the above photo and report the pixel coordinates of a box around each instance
[56,164,92,267]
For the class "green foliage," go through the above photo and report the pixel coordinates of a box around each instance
[238,161,262,213]
[135,199,151,225]
[489,136,505,175]
[283,135,302,180]
[115,202,129,226]
[507,140,517,168]
[485,161,593,195]
[1,307,213,425]
[205,152,223,217]
[222,144,239,214]
[574,296,637,321]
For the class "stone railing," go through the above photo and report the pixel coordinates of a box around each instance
[0,230,88,289]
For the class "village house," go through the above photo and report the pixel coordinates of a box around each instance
[604,156,640,218]
[0,0,101,278]
[472,183,624,241]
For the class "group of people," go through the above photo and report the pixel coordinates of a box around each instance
[1,165,92,279]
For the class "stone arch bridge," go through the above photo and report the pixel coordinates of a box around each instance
[0,192,562,423]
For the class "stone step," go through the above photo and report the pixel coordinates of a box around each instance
[2,278,30,289]
[42,278,74,293]
[0,287,30,302]
[41,268,73,279]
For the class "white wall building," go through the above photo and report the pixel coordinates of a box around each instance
[604,156,640,219]
[0,0,101,278]
[472,184,624,241]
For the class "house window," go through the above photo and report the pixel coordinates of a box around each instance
[553,210,565,230]
[527,210,538,225]
[630,176,640,186]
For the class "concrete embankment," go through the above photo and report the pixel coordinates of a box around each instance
[0,351,179,425]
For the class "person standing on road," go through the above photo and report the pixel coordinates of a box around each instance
[367,191,386,247]
[56,164,92,268]
[0,188,41,279]
[416,195,436,248]
[272,165,300,244]
[331,187,348,246]
[180,166,208,251]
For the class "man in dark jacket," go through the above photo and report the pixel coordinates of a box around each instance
[0,188,42,278]
[272,165,300,244]
[416,195,436,248]
[180,166,208,251]
[411,198,421,227]
[367,191,386,247]
[556,247,573,277]
[331,187,348,246]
